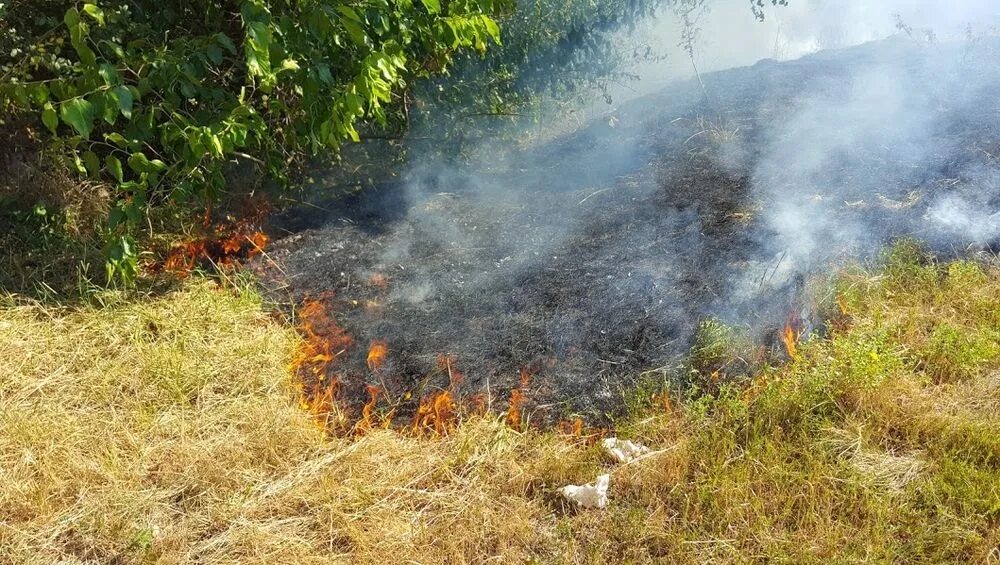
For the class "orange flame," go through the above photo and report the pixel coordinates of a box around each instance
[650,392,674,415]
[155,198,271,277]
[303,378,343,431]
[367,340,388,371]
[782,322,800,359]
[354,385,382,435]
[468,393,488,416]
[291,297,354,432]
[506,388,525,430]
[410,355,466,436]
[247,232,270,257]
[505,368,534,431]
[411,390,457,436]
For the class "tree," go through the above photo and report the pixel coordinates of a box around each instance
[0,0,506,282]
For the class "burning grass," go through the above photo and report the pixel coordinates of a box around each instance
[2,243,1000,562]
[153,199,272,278]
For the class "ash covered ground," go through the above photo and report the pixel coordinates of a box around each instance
[256,38,1000,418]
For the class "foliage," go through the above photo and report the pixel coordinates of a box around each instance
[404,0,792,158]
[0,0,505,283]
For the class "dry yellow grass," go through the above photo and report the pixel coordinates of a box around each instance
[0,282,608,563]
[1,245,999,563]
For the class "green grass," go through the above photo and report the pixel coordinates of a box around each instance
[1,243,999,562]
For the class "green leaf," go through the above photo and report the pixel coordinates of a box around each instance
[82,150,101,178]
[421,0,441,14]
[337,5,363,22]
[105,132,129,147]
[82,3,105,25]
[206,44,224,65]
[60,98,96,139]
[41,104,58,134]
[104,235,138,285]
[341,19,368,47]
[98,63,120,85]
[70,152,88,175]
[215,33,237,55]
[112,85,133,119]
[483,17,501,44]
[64,7,80,29]
[75,42,98,67]
[246,22,273,79]
[127,152,168,174]
[29,84,50,105]
[100,90,118,125]
[106,155,123,182]
[208,134,224,157]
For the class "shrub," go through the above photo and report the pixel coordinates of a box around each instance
[0,0,505,282]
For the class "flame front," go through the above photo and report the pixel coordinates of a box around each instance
[782,322,799,359]
[506,368,534,430]
[411,390,457,436]
[291,296,353,433]
[410,355,466,436]
[158,199,271,276]
[354,384,383,434]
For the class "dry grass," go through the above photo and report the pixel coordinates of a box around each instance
[1,244,999,563]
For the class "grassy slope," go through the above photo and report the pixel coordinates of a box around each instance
[1,246,999,563]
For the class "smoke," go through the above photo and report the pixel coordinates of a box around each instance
[271,0,1000,414]
[611,0,1000,99]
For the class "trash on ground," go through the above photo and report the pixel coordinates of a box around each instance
[602,437,651,463]
[560,474,610,509]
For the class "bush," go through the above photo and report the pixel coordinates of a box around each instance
[0,0,505,283]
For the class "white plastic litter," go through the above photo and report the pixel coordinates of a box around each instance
[601,437,651,464]
[560,474,610,509]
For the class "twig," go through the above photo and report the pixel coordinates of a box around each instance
[245,235,286,277]
[578,188,612,205]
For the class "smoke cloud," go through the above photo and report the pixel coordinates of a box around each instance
[268,0,1000,415]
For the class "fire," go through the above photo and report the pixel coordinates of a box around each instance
[303,378,344,431]
[782,321,800,359]
[367,340,388,371]
[505,368,534,431]
[468,393,488,416]
[836,294,849,316]
[411,390,457,436]
[156,198,271,276]
[410,354,466,436]
[290,296,354,432]
[222,234,243,255]
[651,392,674,414]
[247,232,270,257]
[830,293,853,333]
[354,384,383,434]
[506,388,525,430]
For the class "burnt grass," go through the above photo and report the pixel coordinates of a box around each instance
[254,38,1000,422]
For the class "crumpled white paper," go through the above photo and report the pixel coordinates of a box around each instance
[560,474,610,509]
[601,437,651,464]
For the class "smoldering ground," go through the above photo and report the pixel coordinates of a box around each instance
[257,3,1000,420]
